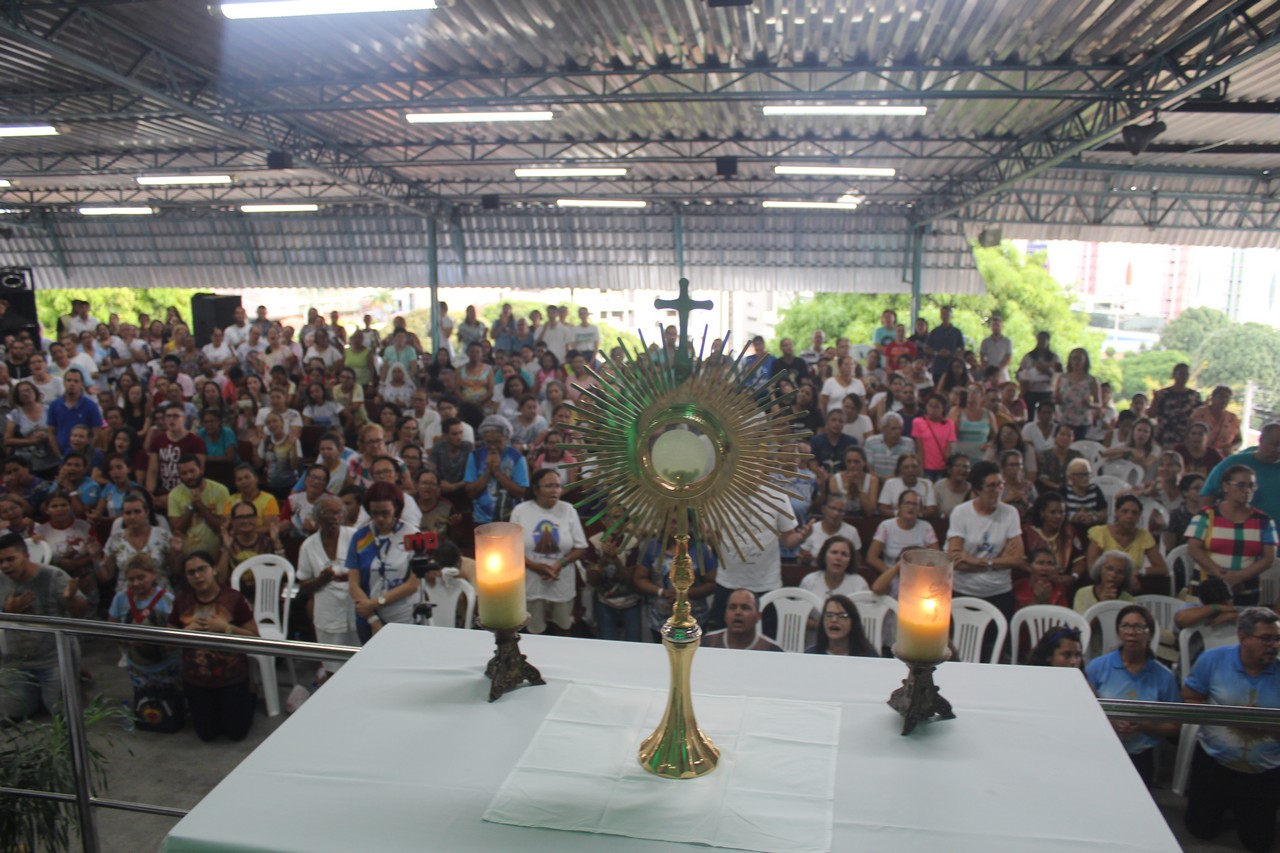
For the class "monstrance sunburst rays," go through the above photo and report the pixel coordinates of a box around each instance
[563,279,809,561]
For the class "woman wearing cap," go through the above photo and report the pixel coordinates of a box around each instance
[464,414,530,525]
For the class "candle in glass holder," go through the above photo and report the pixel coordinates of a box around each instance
[475,522,526,629]
[896,548,953,662]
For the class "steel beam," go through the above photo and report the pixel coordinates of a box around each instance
[920,0,1280,222]
[0,6,435,217]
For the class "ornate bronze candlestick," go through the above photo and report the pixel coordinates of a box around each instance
[638,533,719,778]
[886,548,956,735]
[483,623,545,703]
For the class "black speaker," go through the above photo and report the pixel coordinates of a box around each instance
[716,156,738,177]
[0,266,39,338]
[191,293,242,347]
[481,194,500,210]
[267,150,294,170]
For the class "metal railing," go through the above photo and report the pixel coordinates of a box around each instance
[2,612,1280,852]
[0,612,356,853]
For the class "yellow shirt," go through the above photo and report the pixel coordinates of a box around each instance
[223,491,280,530]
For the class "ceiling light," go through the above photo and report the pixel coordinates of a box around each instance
[556,199,647,209]
[0,125,58,138]
[220,0,436,19]
[513,167,628,177]
[406,111,553,124]
[0,209,19,214]
[775,165,896,177]
[837,193,866,205]
[0,180,9,188]
[78,206,155,216]
[136,174,233,186]
[240,203,320,213]
[763,105,927,117]
[761,200,860,211]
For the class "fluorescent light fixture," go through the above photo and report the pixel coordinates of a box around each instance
[78,206,155,216]
[0,125,58,138]
[0,180,9,188]
[837,193,866,205]
[775,165,896,177]
[407,110,553,124]
[221,0,435,19]
[0,209,19,214]
[240,203,320,213]
[761,200,860,211]
[556,199,647,209]
[763,105,927,117]
[136,174,232,186]
[513,167,628,177]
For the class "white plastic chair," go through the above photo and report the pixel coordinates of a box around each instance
[1134,594,1182,637]
[1172,620,1241,796]
[1139,499,1170,555]
[24,539,51,565]
[1099,459,1144,486]
[758,587,825,653]
[1009,605,1090,665]
[1069,440,1104,467]
[1092,475,1130,522]
[1261,565,1280,608]
[231,555,296,718]
[849,591,898,655]
[419,569,476,629]
[849,343,874,363]
[949,596,1008,663]
[1082,599,1158,659]
[1165,544,1194,596]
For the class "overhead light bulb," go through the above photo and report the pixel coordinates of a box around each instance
[775,165,896,177]
[221,0,436,19]
[406,111,553,124]
[78,206,155,216]
[513,167,628,177]
[763,105,926,117]
[240,203,320,213]
[761,200,860,210]
[136,175,233,186]
[555,199,647,209]
[0,125,58,137]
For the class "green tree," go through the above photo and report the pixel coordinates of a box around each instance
[35,288,199,334]
[1159,306,1231,354]
[774,242,1102,369]
[1193,324,1280,391]
[1115,348,1190,400]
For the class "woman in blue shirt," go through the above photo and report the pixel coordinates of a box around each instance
[1085,604,1180,786]
[197,408,238,465]
[345,482,420,643]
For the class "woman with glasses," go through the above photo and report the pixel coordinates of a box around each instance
[1074,550,1136,614]
[806,594,878,657]
[1186,465,1277,605]
[346,481,420,642]
[168,551,259,742]
[1085,604,1180,786]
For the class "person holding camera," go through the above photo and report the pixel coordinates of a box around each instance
[346,482,420,642]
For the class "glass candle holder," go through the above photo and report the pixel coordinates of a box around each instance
[475,522,526,630]
[895,548,954,663]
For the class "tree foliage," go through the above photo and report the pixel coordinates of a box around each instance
[1193,324,1280,391]
[1115,348,1190,400]
[774,242,1103,371]
[34,288,199,334]
[1159,306,1231,354]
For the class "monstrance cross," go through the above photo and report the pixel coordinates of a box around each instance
[654,277,713,360]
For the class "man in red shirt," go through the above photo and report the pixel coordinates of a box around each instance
[147,403,207,502]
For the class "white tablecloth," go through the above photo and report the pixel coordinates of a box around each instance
[163,624,1179,852]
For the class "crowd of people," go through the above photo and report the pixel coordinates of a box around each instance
[0,298,1277,849]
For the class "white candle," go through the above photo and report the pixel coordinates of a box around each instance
[475,522,526,629]
[896,548,954,662]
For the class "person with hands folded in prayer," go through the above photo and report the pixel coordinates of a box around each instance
[346,482,420,643]
[510,468,589,636]
[296,495,356,683]
[168,550,259,742]
[215,503,284,597]
[0,532,89,722]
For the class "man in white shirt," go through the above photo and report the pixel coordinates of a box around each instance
[797,496,860,565]
[572,307,601,357]
[709,492,805,637]
[537,304,575,364]
[800,329,826,366]
[304,328,344,374]
[235,325,268,371]
[295,495,356,680]
[409,389,442,447]
[978,314,1013,383]
[223,305,250,351]
[62,300,100,337]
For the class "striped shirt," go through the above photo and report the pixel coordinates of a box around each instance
[1186,506,1278,597]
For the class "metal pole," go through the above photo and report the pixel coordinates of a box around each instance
[428,216,440,354]
[910,225,924,326]
[55,630,100,853]
[674,208,685,280]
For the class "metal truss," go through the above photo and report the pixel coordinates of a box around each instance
[0,61,1150,124]
[0,5,435,216]
[919,0,1280,222]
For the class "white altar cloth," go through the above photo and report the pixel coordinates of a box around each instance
[483,683,840,852]
[162,624,1180,852]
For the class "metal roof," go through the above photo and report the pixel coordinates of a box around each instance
[0,0,1278,289]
